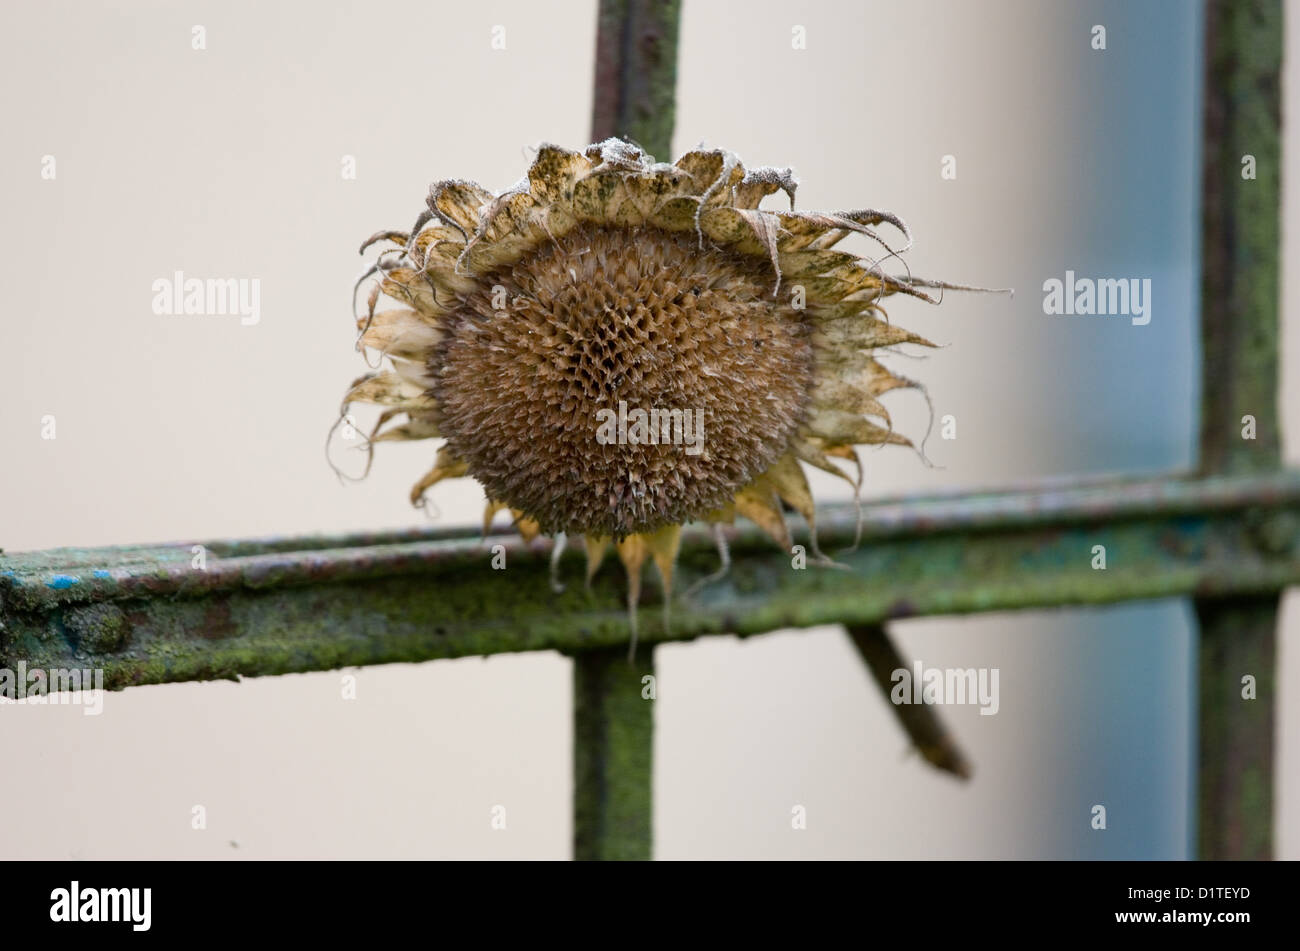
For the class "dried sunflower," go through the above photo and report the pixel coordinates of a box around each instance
[336,139,983,656]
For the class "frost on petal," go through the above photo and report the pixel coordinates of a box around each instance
[732,166,797,210]
[527,144,594,205]
[427,180,494,238]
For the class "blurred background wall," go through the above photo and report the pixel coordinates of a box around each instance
[0,0,1294,858]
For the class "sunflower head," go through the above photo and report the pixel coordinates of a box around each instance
[337,139,978,652]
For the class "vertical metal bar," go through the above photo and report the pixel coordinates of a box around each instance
[591,0,681,154]
[1195,0,1283,859]
[1194,599,1277,859]
[572,0,682,861]
[573,649,655,860]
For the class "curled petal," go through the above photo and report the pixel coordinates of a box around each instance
[427,180,494,238]
[409,447,468,507]
[527,144,594,205]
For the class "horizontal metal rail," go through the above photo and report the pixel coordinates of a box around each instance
[3,469,1297,690]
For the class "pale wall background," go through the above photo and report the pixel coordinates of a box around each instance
[0,0,1295,859]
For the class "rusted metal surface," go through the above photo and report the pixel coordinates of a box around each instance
[1194,0,1283,861]
[4,470,1296,612]
[3,470,1298,692]
[591,0,681,156]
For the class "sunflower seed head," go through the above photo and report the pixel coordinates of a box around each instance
[334,141,999,616]
[433,224,814,537]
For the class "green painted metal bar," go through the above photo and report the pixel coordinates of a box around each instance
[1194,0,1284,861]
[572,648,654,860]
[591,0,681,160]
[578,0,682,860]
[3,470,1299,688]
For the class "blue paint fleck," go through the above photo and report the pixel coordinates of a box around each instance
[47,574,81,589]
[92,570,112,579]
